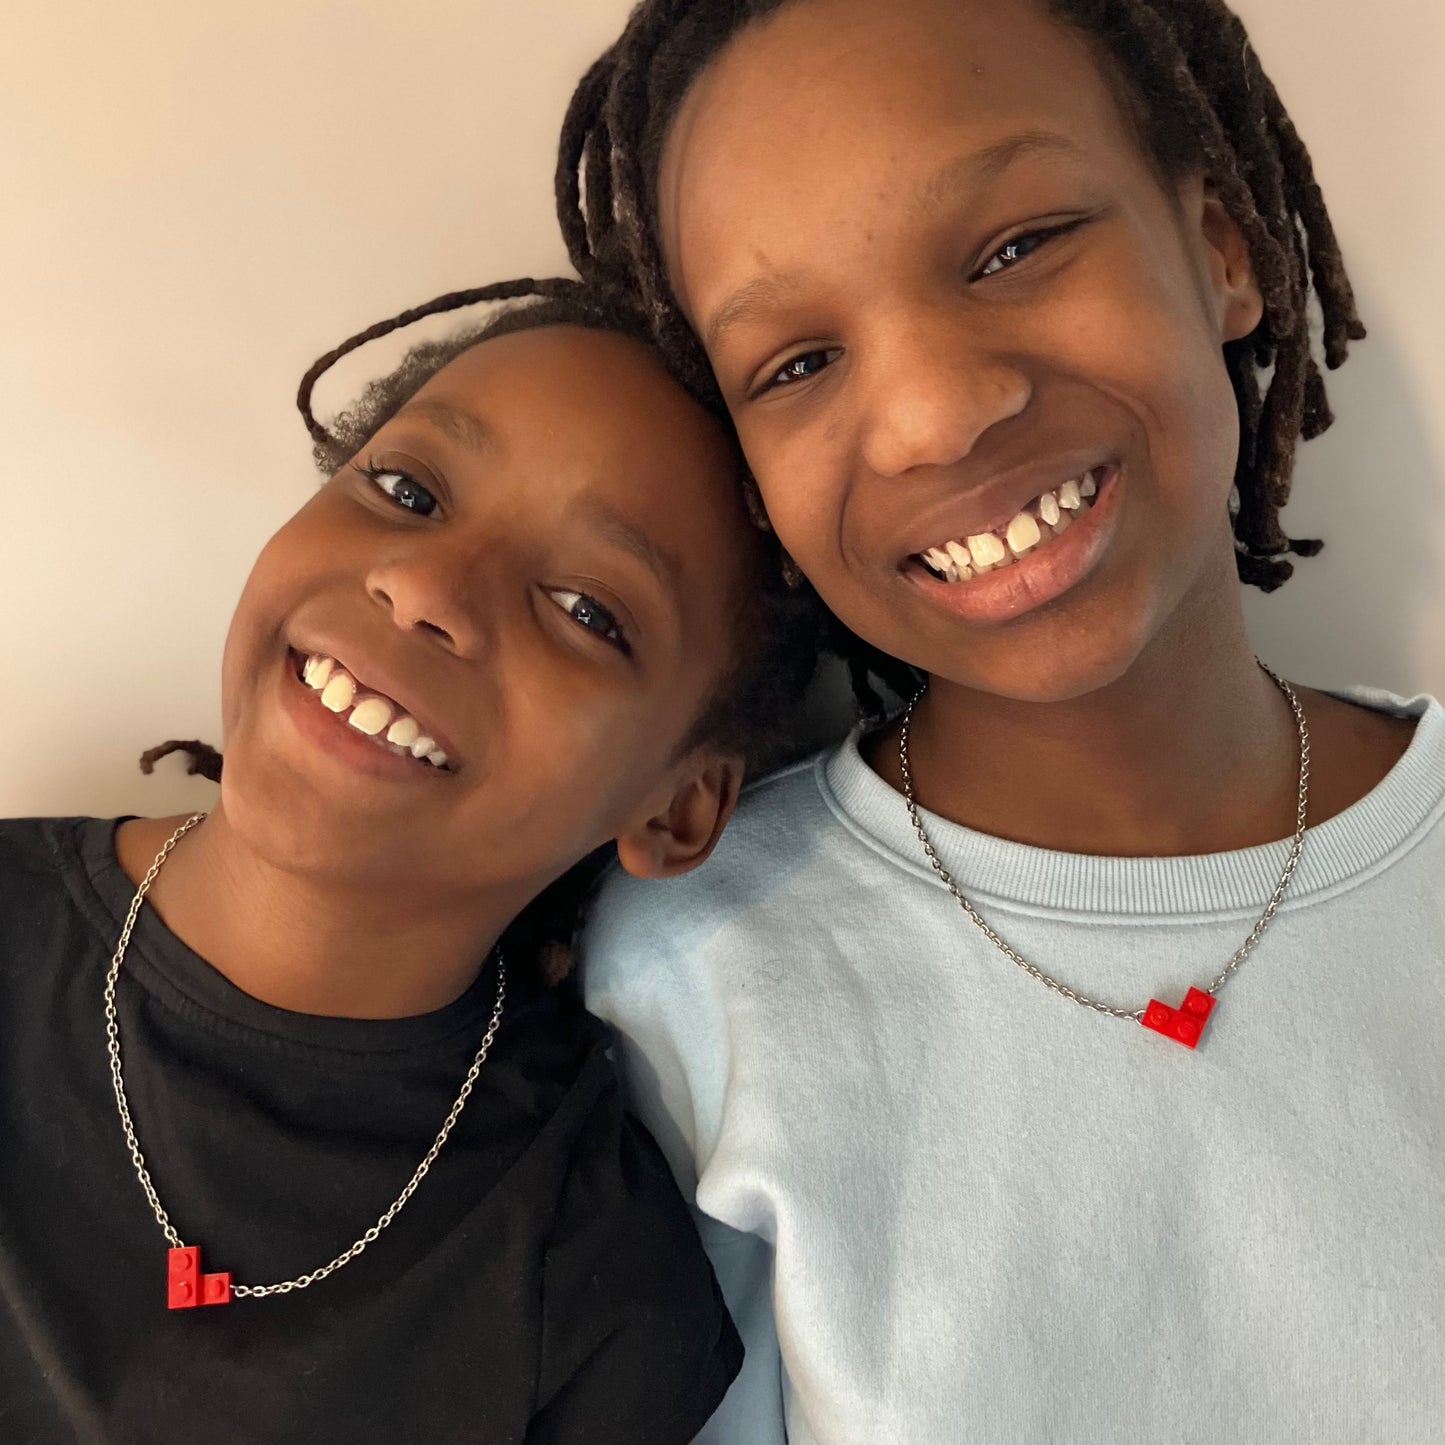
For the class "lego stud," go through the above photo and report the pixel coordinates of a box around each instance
[1140,987,1216,1049]
[202,1272,233,1305]
[167,1246,201,1310]
[167,1245,233,1309]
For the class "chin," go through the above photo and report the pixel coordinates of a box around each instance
[885,529,1187,704]
[216,749,399,886]
[916,599,1159,705]
[940,646,1141,704]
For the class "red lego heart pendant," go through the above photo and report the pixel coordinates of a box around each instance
[1141,987,1216,1048]
[167,1246,232,1309]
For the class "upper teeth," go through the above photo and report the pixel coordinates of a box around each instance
[918,470,1101,582]
[301,653,449,768]
[1005,511,1041,556]
[966,531,1006,569]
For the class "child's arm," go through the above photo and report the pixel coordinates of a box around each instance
[576,868,791,1445]
[525,1060,744,1445]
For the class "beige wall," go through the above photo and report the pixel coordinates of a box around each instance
[3,0,1441,819]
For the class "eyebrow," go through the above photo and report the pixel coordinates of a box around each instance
[576,497,686,596]
[703,130,1090,350]
[920,130,1091,208]
[394,398,499,454]
[704,272,810,352]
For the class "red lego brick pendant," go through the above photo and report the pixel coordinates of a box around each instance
[1141,987,1216,1048]
[167,1246,233,1309]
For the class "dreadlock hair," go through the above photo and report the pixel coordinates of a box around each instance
[140,739,224,783]
[555,0,1368,704]
[145,275,827,983]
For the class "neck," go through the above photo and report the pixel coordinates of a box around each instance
[117,806,513,1019]
[876,568,1302,857]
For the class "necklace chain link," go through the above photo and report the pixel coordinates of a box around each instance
[897,662,1311,1024]
[103,813,508,1299]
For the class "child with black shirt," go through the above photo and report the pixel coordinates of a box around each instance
[0,279,820,1444]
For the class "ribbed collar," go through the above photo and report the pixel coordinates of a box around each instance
[819,689,1445,921]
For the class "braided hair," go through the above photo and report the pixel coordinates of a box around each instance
[145,276,827,981]
[555,0,1367,649]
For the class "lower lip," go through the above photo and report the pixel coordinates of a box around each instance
[904,466,1122,625]
[278,653,449,784]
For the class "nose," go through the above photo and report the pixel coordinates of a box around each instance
[859,314,1031,479]
[364,539,486,656]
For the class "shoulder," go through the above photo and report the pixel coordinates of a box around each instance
[577,742,894,1188]
[1306,687,1444,827]
[584,749,838,981]
[1318,686,1439,752]
[578,751,837,1102]
[490,988,733,1315]
[0,817,121,1035]
[530,1050,743,1443]
[0,816,100,934]
[0,815,78,876]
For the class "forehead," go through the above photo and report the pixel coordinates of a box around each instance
[399,323,758,590]
[660,0,1144,293]
[411,324,744,512]
[412,325,718,475]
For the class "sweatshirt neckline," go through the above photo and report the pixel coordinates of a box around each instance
[819,688,1445,920]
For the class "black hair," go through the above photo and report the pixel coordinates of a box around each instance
[145,275,827,982]
[555,0,1367,709]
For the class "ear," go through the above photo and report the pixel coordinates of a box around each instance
[1192,178,1264,343]
[614,751,746,881]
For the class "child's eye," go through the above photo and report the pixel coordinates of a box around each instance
[547,590,631,654]
[975,221,1084,280]
[358,463,438,517]
[763,347,843,392]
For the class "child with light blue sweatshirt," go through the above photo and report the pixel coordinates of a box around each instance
[558,0,1445,1440]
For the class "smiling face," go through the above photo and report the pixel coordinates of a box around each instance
[219,324,759,903]
[657,0,1263,701]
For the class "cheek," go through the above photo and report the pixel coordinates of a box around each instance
[736,411,847,573]
[472,656,654,843]
[472,615,725,864]
[1061,235,1240,504]
[218,500,338,735]
[218,536,291,736]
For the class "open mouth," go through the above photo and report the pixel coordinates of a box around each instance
[912,466,1107,583]
[289,650,452,771]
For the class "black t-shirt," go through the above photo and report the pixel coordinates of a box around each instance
[0,818,741,1444]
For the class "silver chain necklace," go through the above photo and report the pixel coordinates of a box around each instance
[103,813,508,1307]
[897,662,1311,1047]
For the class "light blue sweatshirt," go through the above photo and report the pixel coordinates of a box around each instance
[582,689,1445,1444]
